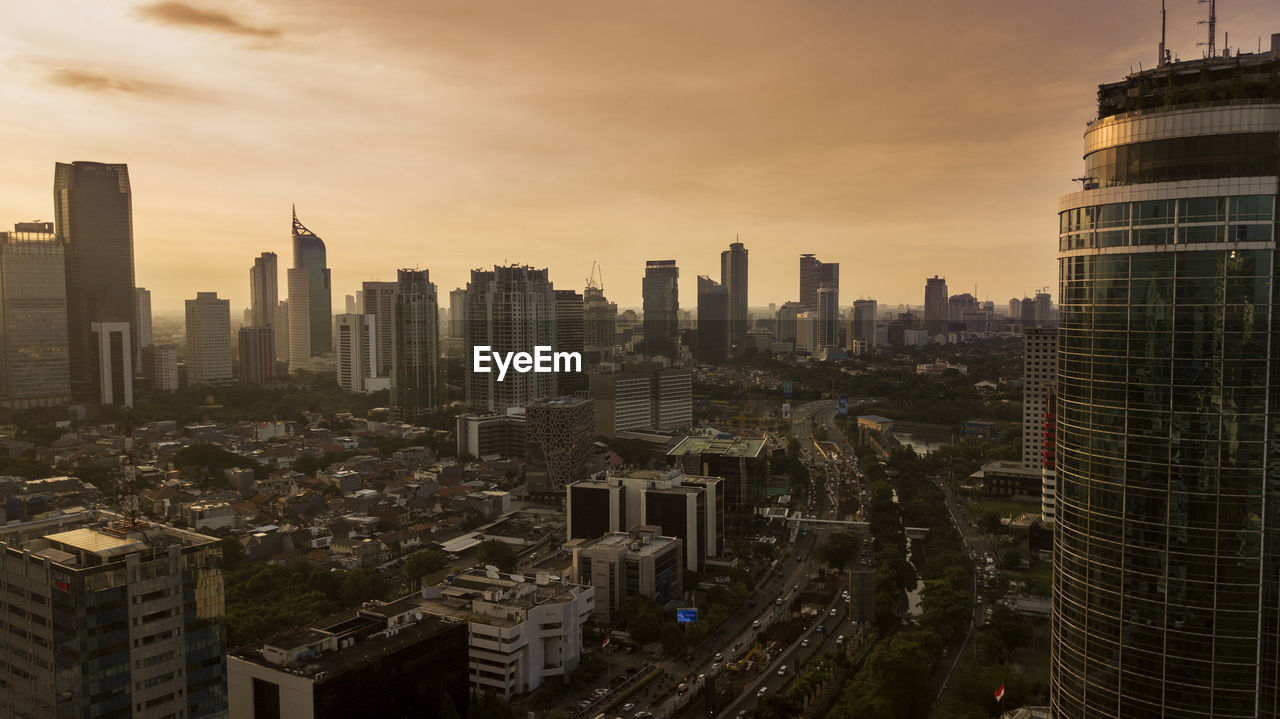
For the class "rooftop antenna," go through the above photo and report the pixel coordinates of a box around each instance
[111,416,149,533]
[1198,0,1216,58]
[1158,0,1172,66]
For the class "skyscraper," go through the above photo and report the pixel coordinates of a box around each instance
[798,253,838,312]
[642,260,679,357]
[54,161,135,400]
[1051,35,1280,719]
[335,313,376,393]
[274,300,289,364]
[249,251,278,329]
[582,284,617,349]
[695,275,728,364]
[287,208,332,371]
[464,265,555,411]
[851,299,877,349]
[89,322,132,407]
[392,269,439,418]
[554,289,586,393]
[775,301,802,343]
[362,281,398,377]
[720,241,748,354]
[815,286,839,349]
[134,286,152,347]
[0,511,227,718]
[238,326,275,384]
[1022,326,1056,469]
[0,223,70,408]
[923,275,948,337]
[185,291,232,385]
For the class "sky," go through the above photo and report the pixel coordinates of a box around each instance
[1,1,1277,315]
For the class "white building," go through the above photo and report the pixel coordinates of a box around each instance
[335,313,377,393]
[1023,326,1057,468]
[185,291,232,385]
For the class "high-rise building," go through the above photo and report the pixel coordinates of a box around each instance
[335,314,375,393]
[238,326,275,384]
[851,299,878,348]
[464,265,555,411]
[90,321,132,407]
[446,287,466,339]
[573,527,683,623]
[798,253,838,312]
[588,368,693,437]
[0,512,227,718]
[1032,291,1054,326]
[641,260,679,357]
[391,269,439,418]
[947,292,978,322]
[249,251,278,333]
[695,275,729,364]
[185,292,232,385]
[667,435,769,515]
[815,286,839,349]
[1051,36,1280,719]
[143,344,180,391]
[287,208,332,371]
[273,300,289,364]
[775,301,802,342]
[554,289,586,393]
[1022,326,1056,469]
[924,275,948,337]
[524,396,596,495]
[362,281,397,377]
[0,223,70,408]
[582,284,618,349]
[134,286,152,348]
[55,162,136,399]
[720,241,748,353]
[1008,297,1022,322]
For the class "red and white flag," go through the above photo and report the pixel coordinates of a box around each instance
[994,684,1006,702]
[602,636,610,648]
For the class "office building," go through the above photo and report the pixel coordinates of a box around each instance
[1022,326,1056,468]
[667,434,769,514]
[924,275,948,337]
[185,291,232,385]
[463,265,556,411]
[554,289,585,392]
[273,300,289,364]
[589,368,692,437]
[1051,35,1280,719]
[572,527,683,623]
[567,468,722,572]
[134,286,152,349]
[851,299,877,349]
[55,162,136,400]
[641,260,679,357]
[815,286,839,349]
[695,275,729,364]
[583,284,618,349]
[524,397,596,494]
[388,269,438,418]
[239,326,275,385]
[229,602,468,719]
[1008,297,1022,321]
[143,344,180,391]
[775,301,802,342]
[456,411,526,459]
[794,311,817,350]
[0,511,227,718]
[798,253,838,312]
[90,321,132,407]
[362,281,397,377]
[720,241,748,353]
[1041,392,1056,526]
[250,251,279,330]
[0,224,71,409]
[418,569,594,699]
[335,314,376,393]
[287,208,332,371]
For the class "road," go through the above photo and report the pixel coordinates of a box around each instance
[930,475,993,697]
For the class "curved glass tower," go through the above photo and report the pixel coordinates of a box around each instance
[1051,41,1280,718]
[287,208,332,369]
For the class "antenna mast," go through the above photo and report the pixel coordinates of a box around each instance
[1158,0,1171,66]
[1198,0,1217,58]
[112,417,149,532]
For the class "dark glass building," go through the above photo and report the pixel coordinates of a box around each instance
[54,162,135,399]
[390,268,439,420]
[720,241,748,354]
[798,253,837,313]
[696,274,729,364]
[642,259,679,357]
[1051,36,1280,719]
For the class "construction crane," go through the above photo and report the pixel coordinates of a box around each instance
[728,643,763,672]
[586,261,604,292]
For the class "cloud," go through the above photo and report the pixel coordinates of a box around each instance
[136,1,280,38]
[46,67,180,97]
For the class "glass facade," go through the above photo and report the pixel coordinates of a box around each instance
[1052,97,1280,718]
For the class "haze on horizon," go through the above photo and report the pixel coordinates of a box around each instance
[1,0,1276,314]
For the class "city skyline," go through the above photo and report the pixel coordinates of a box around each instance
[5,1,1275,313]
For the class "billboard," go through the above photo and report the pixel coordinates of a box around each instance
[837,396,849,416]
[782,403,791,420]
[677,608,698,623]
[783,381,794,399]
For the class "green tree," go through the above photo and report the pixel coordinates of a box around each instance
[467,690,515,719]
[478,540,518,572]
[219,536,245,570]
[660,623,685,656]
[627,612,661,644]
[338,568,378,605]
[402,549,448,590]
[818,532,862,569]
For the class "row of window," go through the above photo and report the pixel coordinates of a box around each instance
[1062,195,1274,233]
[1081,133,1280,188]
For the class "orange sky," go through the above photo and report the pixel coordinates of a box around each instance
[1,0,1276,314]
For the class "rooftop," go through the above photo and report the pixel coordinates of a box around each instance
[667,435,767,458]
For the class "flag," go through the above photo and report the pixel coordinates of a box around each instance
[994,684,1005,702]
[602,636,610,648]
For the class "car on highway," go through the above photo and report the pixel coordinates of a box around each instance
[778,665,788,676]
[714,652,723,661]
[801,639,810,647]
[829,607,838,616]
[621,703,634,712]
[757,686,768,697]
[635,713,654,719]
[752,620,761,628]
[816,624,824,633]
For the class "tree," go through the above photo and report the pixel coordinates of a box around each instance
[818,532,862,569]
[338,568,378,606]
[219,536,245,570]
[478,540,518,572]
[660,623,685,656]
[468,691,515,719]
[977,509,1004,534]
[627,612,661,644]
[402,550,448,590]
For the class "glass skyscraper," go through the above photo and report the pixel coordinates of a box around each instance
[642,259,679,357]
[1051,38,1280,718]
[53,161,135,399]
[391,268,439,419]
[287,208,332,371]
